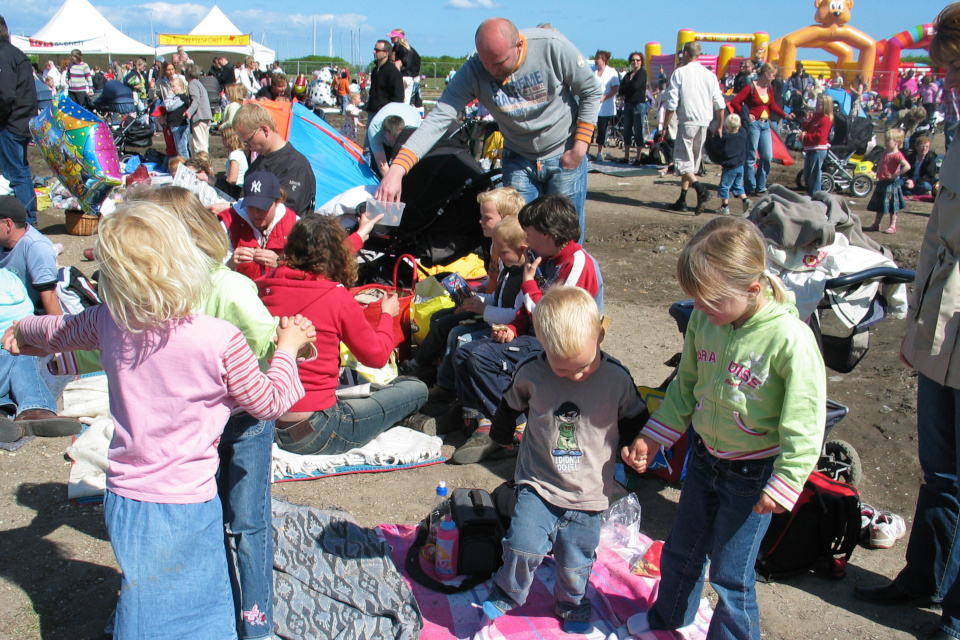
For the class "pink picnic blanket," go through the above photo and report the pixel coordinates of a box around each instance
[377,524,713,639]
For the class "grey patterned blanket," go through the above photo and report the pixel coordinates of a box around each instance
[272,499,423,640]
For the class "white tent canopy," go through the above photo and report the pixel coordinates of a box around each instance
[155,5,275,68]
[12,0,154,56]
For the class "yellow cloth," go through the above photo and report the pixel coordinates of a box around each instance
[418,253,487,281]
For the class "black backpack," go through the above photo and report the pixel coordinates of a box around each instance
[406,486,509,594]
[756,471,861,580]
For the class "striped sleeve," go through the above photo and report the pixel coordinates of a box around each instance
[574,121,595,145]
[640,417,685,448]
[223,333,304,420]
[764,474,803,511]
[392,148,419,173]
[19,307,103,353]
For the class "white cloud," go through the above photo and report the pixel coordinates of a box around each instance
[446,0,498,8]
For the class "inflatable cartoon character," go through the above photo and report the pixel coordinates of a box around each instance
[552,401,583,458]
[769,0,877,86]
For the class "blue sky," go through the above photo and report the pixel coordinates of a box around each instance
[6,0,949,65]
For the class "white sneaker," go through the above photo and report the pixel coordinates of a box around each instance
[870,511,906,549]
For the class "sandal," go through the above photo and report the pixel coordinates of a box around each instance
[882,226,897,234]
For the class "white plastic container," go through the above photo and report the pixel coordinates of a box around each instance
[367,199,406,227]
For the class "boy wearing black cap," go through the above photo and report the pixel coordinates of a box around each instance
[217,171,293,280]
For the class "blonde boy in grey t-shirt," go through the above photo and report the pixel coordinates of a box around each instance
[482,286,648,634]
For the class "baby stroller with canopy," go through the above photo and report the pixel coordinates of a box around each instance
[92,80,153,157]
[795,112,875,198]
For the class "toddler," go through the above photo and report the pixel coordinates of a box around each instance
[340,92,362,141]
[865,128,911,234]
[714,114,752,215]
[481,286,648,634]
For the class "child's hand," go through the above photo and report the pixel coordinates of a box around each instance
[753,493,786,515]
[523,255,541,282]
[1,322,46,357]
[621,434,660,473]
[458,296,485,314]
[275,314,317,355]
[356,211,385,242]
[381,292,400,317]
[491,324,516,343]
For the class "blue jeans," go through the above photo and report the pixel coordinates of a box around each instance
[946,122,958,152]
[274,377,427,455]
[171,124,190,158]
[803,150,827,197]
[718,166,745,200]
[502,147,588,243]
[217,413,275,640]
[900,177,934,196]
[0,350,57,417]
[895,374,960,636]
[0,129,36,224]
[104,491,238,640]
[622,102,648,149]
[340,94,349,114]
[437,322,491,390]
[453,335,543,420]
[744,119,773,194]
[649,436,774,640]
[487,485,600,622]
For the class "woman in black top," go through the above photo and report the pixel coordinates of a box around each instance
[618,52,648,165]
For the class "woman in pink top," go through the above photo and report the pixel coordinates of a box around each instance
[2,202,316,640]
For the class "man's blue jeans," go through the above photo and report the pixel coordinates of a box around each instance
[0,350,57,417]
[803,149,828,197]
[217,413,275,640]
[274,377,427,455]
[946,122,958,152]
[502,148,588,243]
[895,373,960,637]
[0,129,37,224]
[649,436,774,640]
[487,485,600,622]
[744,119,773,194]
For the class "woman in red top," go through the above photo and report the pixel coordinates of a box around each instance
[800,94,834,197]
[730,62,793,196]
[257,215,429,455]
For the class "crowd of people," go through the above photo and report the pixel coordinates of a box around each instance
[6,7,960,640]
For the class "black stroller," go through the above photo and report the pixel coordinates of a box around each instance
[92,80,153,157]
[356,122,499,287]
[662,266,914,486]
[795,112,875,198]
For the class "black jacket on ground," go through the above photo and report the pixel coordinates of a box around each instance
[0,38,37,138]
[366,62,403,116]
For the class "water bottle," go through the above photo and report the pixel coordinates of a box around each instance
[434,514,459,578]
[426,481,449,549]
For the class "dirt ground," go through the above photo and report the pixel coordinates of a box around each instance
[0,120,938,640]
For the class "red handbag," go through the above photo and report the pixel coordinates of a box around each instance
[350,255,417,362]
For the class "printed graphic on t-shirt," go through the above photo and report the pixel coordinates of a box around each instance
[552,401,583,472]
[489,70,549,115]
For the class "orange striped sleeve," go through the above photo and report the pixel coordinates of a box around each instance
[392,148,419,173]
[574,121,595,145]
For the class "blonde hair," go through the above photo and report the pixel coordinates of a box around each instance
[184,152,212,176]
[349,91,361,103]
[931,3,960,69]
[886,128,905,147]
[137,186,229,264]
[724,114,742,133]
[166,156,186,175]
[534,286,602,359]
[677,217,787,313]
[233,102,277,134]
[95,202,213,332]
[477,186,525,219]
[220,123,243,153]
[225,83,247,104]
[818,94,835,120]
[491,216,527,252]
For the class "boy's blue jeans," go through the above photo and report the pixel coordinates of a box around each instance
[718,165,745,200]
[649,436,774,640]
[217,413,275,639]
[487,485,600,622]
[453,335,543,420]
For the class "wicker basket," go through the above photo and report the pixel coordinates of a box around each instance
[65,210,99,236]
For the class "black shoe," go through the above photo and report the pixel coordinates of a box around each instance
[928,630,955,640]
[694,184,712,215]
[669,199,689,213]
[854,582,920,606]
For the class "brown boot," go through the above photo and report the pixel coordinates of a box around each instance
[14,409,82,438]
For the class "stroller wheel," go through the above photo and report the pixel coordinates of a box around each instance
[851,174,874,198]
[818,439,862,486]
[820,173,835,194]
[795,169,805,190]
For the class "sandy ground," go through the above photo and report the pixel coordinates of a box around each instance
[0,119,940,640]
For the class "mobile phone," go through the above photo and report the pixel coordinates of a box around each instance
[527,249,536,262]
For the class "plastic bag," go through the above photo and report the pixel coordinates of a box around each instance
[599,493,642,553]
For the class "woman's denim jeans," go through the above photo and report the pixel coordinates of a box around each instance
[622,102,648,149]
[744,119,773,194]
[896,373,960,637]
[649,436,774,640]
[487,485,601,622]
[275,377,427,456]
[217,413,275,639]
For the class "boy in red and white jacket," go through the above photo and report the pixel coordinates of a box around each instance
[450,194,604,464]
